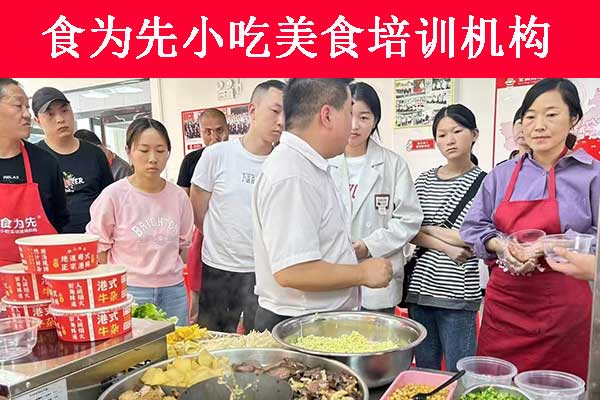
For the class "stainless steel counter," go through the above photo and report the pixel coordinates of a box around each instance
[0,318,174,399]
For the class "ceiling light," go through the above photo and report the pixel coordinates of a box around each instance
[112,86,144,94]
[81,89,112,99]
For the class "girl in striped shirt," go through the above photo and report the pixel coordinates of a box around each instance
[407,104,485,371]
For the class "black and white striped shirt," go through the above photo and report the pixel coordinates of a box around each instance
[407,166,483,311]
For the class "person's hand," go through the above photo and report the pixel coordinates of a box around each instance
[188,291,199,324]
[497,238,539,275]
[352,240,370,260]
[546,247,596,281]
[443,244,473,264]
[358,258,393,288]
[507,241,544,263]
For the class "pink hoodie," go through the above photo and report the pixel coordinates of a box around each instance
[86,178,194,287]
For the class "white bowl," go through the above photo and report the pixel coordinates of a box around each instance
[0,316,42,361]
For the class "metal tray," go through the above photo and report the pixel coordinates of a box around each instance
[98,348,369,400]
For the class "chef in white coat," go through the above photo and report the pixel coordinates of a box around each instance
[330,82,423,312]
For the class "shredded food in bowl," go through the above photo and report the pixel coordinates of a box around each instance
[294,331,406,353]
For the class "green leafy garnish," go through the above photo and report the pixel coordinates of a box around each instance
[460,387,527,400]
[131,303,178,324]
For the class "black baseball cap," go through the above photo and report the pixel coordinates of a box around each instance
[32,87,70,116]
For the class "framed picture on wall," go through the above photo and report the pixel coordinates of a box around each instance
[394,78,454,128]
[181,103,250,155]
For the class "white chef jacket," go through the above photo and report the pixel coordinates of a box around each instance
[329,138,423,309]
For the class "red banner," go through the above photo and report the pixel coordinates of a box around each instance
[496,78,544,89]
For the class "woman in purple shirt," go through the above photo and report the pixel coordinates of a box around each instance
[460,79,599,379]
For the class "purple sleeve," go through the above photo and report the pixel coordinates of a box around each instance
[460,173,502,259]
[591,173,599,246]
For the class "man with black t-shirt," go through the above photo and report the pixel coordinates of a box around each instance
[33,87,113,233]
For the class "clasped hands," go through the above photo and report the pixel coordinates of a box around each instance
[495,235,545,276]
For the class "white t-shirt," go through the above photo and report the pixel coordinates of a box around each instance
[253,131,360,316]
[345,154,367,204]
[191,139,267,273]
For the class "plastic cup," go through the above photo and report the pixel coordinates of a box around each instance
[456,356,518,389]
[515,370,585,400]
[541,233,594,263]
[507,229,546,261]
[0,316,42,361]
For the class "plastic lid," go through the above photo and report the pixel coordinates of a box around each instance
[49,294,133,315]
[15,234,99,246]
[2,296,51,306]
[457,356,518,377]
[0,263,28,274]
[43,264,126,280]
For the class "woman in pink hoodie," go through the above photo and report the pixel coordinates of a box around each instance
[87,118,194,325]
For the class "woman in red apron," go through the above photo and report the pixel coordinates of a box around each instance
[460,78,598,380]
[0,79,67,297]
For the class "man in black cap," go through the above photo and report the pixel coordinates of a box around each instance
[33,87,113,233]
[74,129,132,181]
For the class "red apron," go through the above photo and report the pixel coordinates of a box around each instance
[478,154,592,379]
[0,142,57,296]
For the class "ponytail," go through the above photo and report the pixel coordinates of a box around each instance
[470,153,479,166]
[565,133,577,150]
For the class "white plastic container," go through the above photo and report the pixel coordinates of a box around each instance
[541,233,594,263]
[456,356,518,389]
[0,316,41,361]
[507,229,546,260]
[515,370,585,400]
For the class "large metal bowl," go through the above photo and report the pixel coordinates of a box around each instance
[271,311,427,388]
[98,348,369,400]
[461,384,534,399]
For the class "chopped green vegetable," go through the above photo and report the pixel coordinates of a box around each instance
[294,331,404,353]
[131,303,178,324]
[460,386,527,400]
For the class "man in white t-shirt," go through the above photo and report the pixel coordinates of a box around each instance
[190,80,285,332]
[253,79,393,331]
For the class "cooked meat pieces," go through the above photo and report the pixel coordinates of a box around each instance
[233,359,362,399]
[266,366,293,380]
[233,360,264,373]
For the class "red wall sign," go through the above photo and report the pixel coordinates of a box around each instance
[407,139,436,151]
